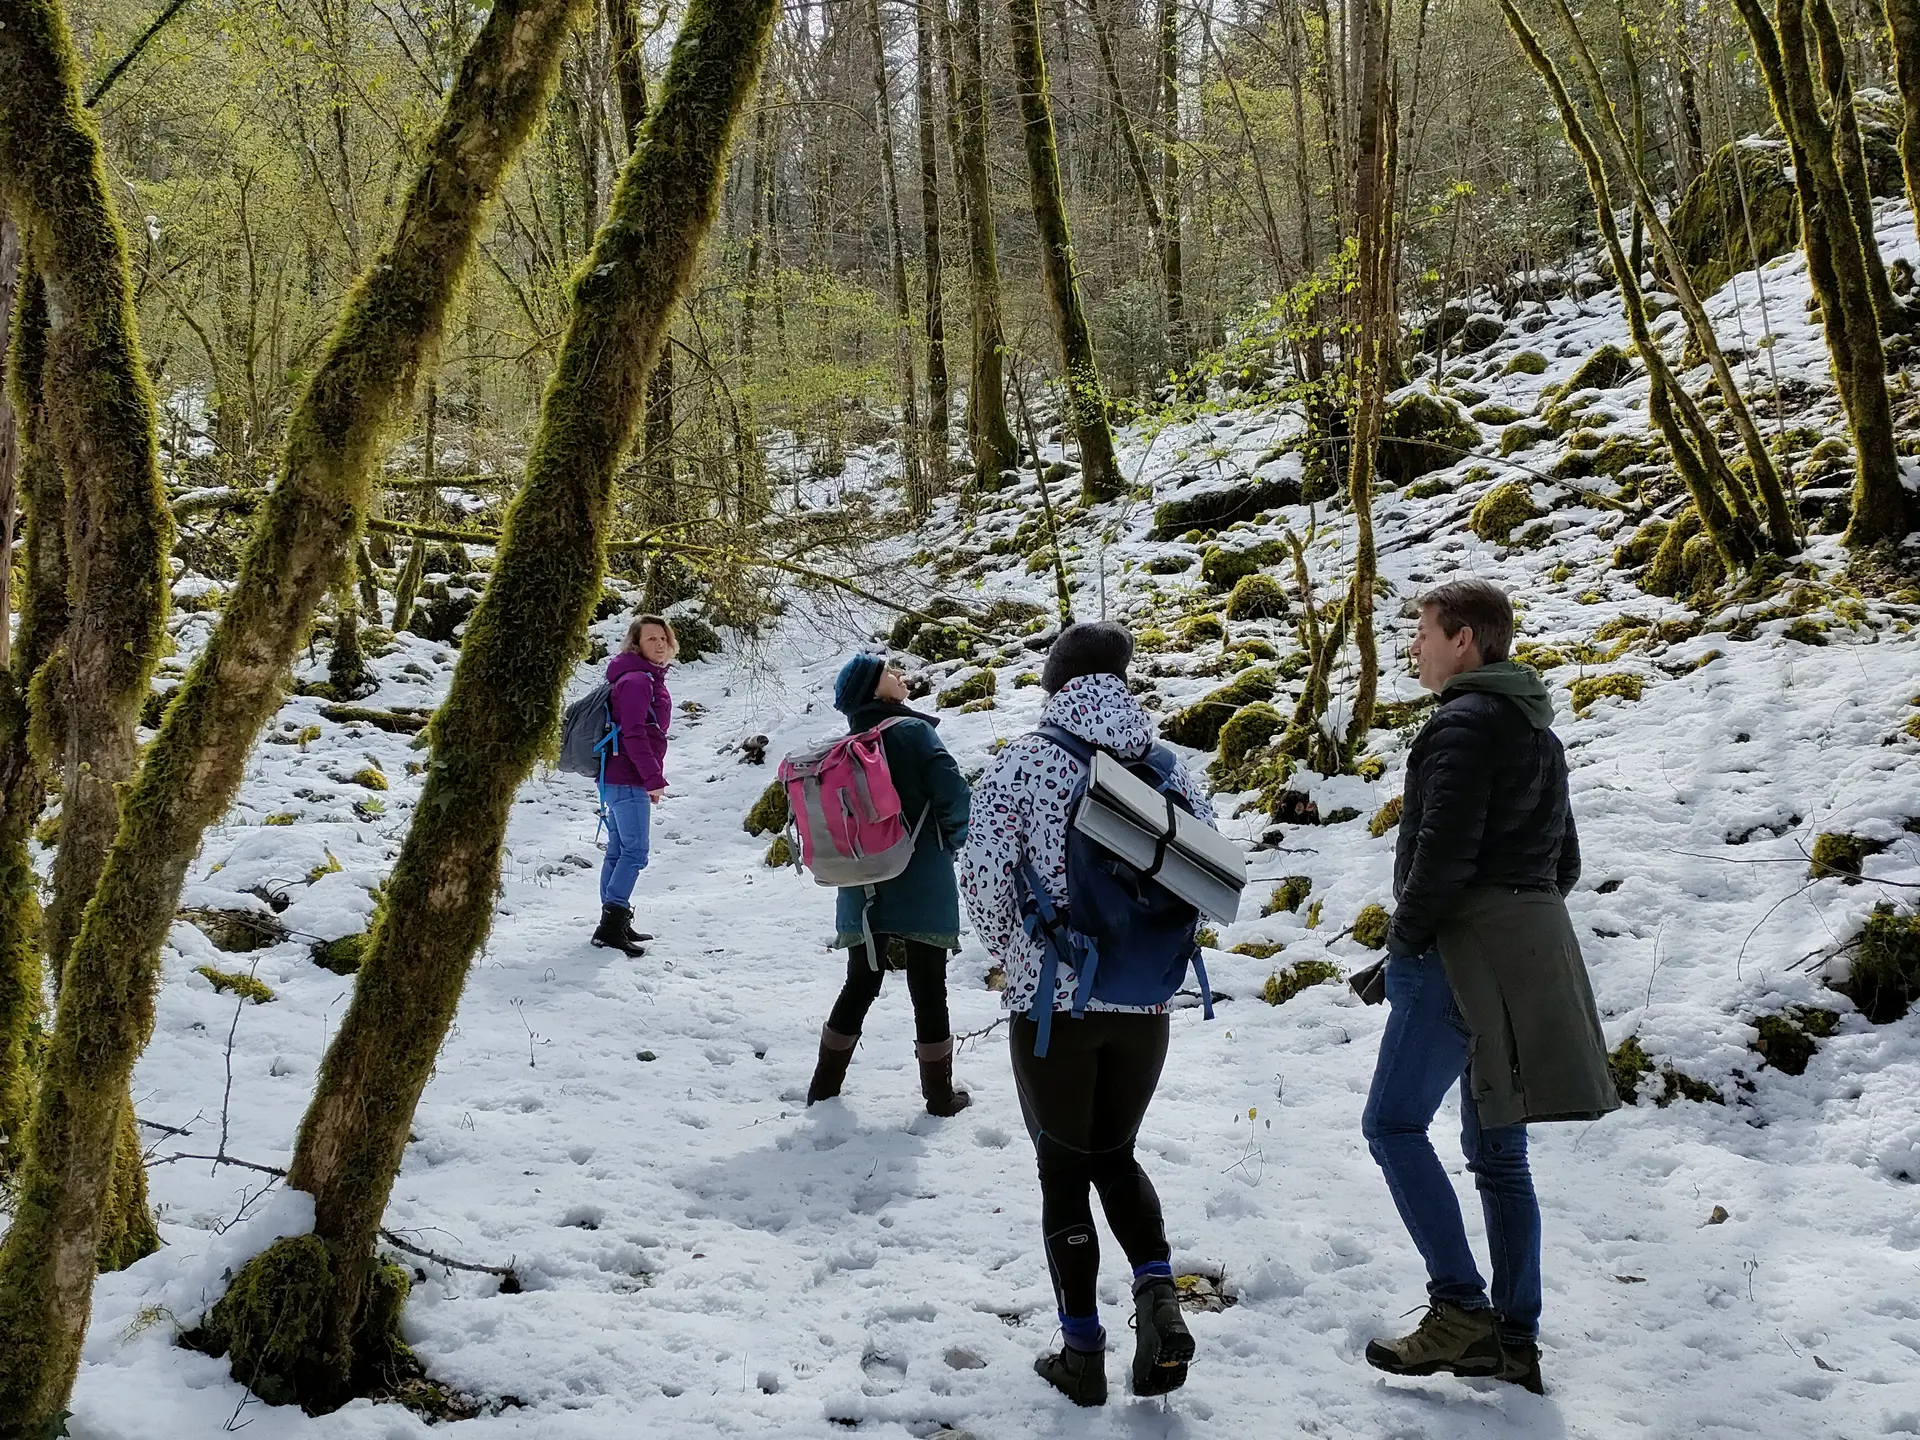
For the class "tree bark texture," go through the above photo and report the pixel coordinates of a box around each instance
[232,0,779,1411]
[916,0,951,494]
[1007,0,1123,502]
[866,0,929,517]
[1885,0,1920,245]
[1807,0,1896,328]
[1156,0,1186,367]
[0,211,18,677]
[0,0,584,1428]
[952,0,1019,481]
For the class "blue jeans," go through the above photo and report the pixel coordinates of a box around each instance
[1361,949,1541,1343]
[599,784,652,907]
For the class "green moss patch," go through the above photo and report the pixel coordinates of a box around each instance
[1351,904,1390,949]
[1262,959,1341,1005]
[938,669,997,708]
[765,834,794,867]
[1372,695,1438,730]
[1835,904,1920,1023]
[1200,541,1283,591]
[1212,703,1286,787]
[744,781,790,836]
[1263,876,1312,915]
[1669,138,1799,295]
[1810,831,1886,882]
[1367,796,1404,837]
[1470,481,1541,543]
[311,934,368,975]
[1225,573,1288,620]
[1159,668,1277,750]
[348,767,388,791]
[1471,403,1524,427]
[1177,614,1227,647]
[1563,342,1636,393]
[1570,672,1644,715]
[195,966,275,1004]
[1380,392,1479,487]
[1502,350,1549,376]
[1231,941,1284,959]
[1609,1035,1722,1105]
[1750,1007,1839,1075]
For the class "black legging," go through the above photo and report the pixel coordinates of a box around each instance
[825,936,953,1044]
[1010,1011,1171,1320]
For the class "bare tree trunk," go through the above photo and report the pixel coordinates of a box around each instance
[867,0,929,516]
[1007,0,1123,502]
[0,0,585,1427]
[1157,0,1186,367]
[917,2,951,494]
[951,0,1019,480]
[738,85,770,522]
[200,0,780,1413]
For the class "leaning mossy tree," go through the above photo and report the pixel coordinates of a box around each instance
[1007,0,1122,503]
[201,0,781,1412]
[0,0,586,1429]
[0,0,173,1327]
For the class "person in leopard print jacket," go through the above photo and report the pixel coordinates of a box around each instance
[960,622,1212,1407]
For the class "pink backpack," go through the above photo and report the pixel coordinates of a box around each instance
[778,718,928,962]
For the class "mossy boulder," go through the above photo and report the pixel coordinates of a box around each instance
[196,966,275,1004]
[908,623,971,663]
[1177,614,1227,647]
[1614,518,1670,569]
[1750,1006,1839,1075]
[1668,138,1799,296]
[1569,672,1644,714]
[1607,1035,1722,1106]
[311,934,367,975]
[1563,342,1636,394]
[1499,421,1553,457]
[1470,481,1541,543]
[1213,702,1286,786]
[1379,392,1479,487]
[1641,507,1704,597]
[1351,903,1391,949]
[765,834,794,867]
[1471,403,1524,427]
[1160,667,1278,749]
[743,781,790,836]
[1809,831,1886,882]
[938,669,998,708]
[1225,573,1288,620]
[1261,959,1342,1005]
[1262,876,1312,915]
[1200,540,1283,591]
[1835,903,1920,1022]
[1145,553,1194,576]
[1367,796,1404,837]
[1150,476,1303,539]
[1502,349,1549,376]
[671,612,723,662]
[182,907,285,954]
[1593,435,1656,477]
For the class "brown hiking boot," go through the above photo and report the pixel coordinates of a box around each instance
[806,1026,857,1105]
[1364,1301,1501,1378]
[914,1037,972,1116]
[1496,1337,1544,1394]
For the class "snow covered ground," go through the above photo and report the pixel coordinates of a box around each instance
[55,209,1920,1438]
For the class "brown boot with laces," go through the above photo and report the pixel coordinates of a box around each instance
[1364,1301,1501,1378]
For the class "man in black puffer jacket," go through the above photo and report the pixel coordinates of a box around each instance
[1360,578,1617,1398]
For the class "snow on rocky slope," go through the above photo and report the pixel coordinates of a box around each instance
[57,205,1920,1439]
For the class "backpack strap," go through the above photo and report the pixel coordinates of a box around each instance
[592,696,620,840]
[1015,856,1065,1057]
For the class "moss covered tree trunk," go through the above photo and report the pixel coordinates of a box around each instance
[866,0,929,518]
[917,1,951,496]
[0,271,62,1179]
[0,0,174,1343]
[952,0,1019,482]
[1502,0,1762,575]
[1157,0,1187,369]
[1885,0,1920,245]
[1731,0,1914,546]
[0,211,17,677]
[1546,0,1799,556]
[210,0,779,1412]
[0,0,583,1428]
[1808,0,1896,328]
[1007,0,1123,503]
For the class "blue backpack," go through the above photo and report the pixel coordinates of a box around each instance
[1014,724,1214,1056]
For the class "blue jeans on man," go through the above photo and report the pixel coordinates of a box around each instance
[1361,949,1541,1345]
[599,784,653,907]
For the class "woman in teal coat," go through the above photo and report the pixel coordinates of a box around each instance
[807,653,973,1115]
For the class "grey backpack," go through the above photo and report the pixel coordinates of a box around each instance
[559,682,616,779]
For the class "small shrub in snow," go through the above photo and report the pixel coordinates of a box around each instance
[1502,349,1549,375]
[1838,904,1920,1023]
[1569,672,1644,714]
[743,782,789,836]
[938,669,997,708]
[1263,877,1312,915]
[264,812,297,826]
[1470,482,1541,542]
[765,834,794,868]
[1351,904,1390,949]
[196,966,274,1004]
[1262,959,1341,1005]
[1368,796,1404,837]
[1225,573,1288,620]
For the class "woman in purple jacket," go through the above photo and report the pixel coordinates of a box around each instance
[592,614,677,955]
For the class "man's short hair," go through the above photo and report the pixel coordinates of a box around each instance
[1418,577,1513,663]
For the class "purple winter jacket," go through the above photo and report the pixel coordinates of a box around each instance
[603,652,671,790]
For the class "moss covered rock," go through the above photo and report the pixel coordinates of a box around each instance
[1750,1006,1838,1075]
[1668,138,1799,296]
[938,669,998,708]
[1380,392,1479,487]
[1614,517,1670,569]
[1160,667,1278,749]
[1262,876,1313,915]
[1367,796,1404,837]
[1352,903,1390,949]
[1809,831,1886,882]
[1470,481,1541,542]
[1213,702,1286,786]
[744,781,790,836]
[1563,343,1636,393]
[1502,349,1549,376]
[1200,540,1283,591]
[765,834,794,867]
[1836,903,1920,1022]
[1177,614,1227,647]
[1499,421,1553,458]
[311,934,367,975]
[1472,403,1524,427]
[195,966,275,1003]
[908,622,971,663]
[1225,573,1288,620]
[1262,959,1342,1005]
[1150,476,1303,539]
[1569,672,1644,714]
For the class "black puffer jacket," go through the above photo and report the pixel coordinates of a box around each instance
[1388,670,1579,958]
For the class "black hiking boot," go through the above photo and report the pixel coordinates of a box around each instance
[1496,1337,1544,1394]
[590,902,647,957]
[807,1026,857,1105]
[914,1038,972,1117]
[1130,1277,1194,1396]
[1364,1301,1501,1378]
[1035,1343,1107,1407]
